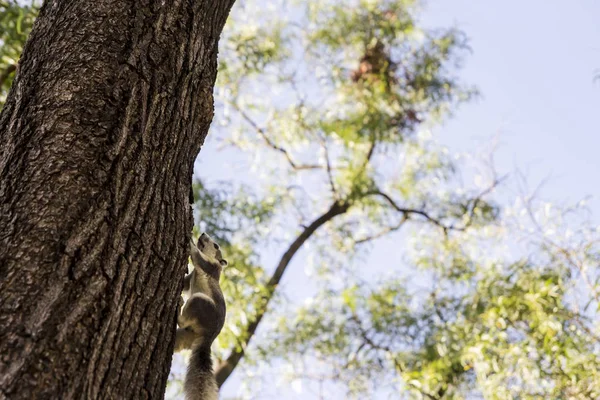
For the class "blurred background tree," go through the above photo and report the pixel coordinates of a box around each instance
[2,0,598,399]
[0,0,39,104]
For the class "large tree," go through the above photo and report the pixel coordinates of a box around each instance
[0,0,235,398]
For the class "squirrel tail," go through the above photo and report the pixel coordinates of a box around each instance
[184,343,218,400]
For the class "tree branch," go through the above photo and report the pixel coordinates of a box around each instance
[458,175,506,229]
[233,103,322,170]
[359,131,377,174]
[214,200,350,387]
[317,133,338,197]
[354,215,407,244]
[365,190,456,231]
[365,176,504,233]
[0,64,17,89]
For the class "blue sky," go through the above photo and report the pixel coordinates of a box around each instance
[423,0,600,214]
[197,1,600,398]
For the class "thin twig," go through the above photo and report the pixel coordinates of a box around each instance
[365,176,505,233]
[0,64,17,89]
[355,215,407,244]
[365,190,454,231]
[233,103,322,170]
[319,135,338,197]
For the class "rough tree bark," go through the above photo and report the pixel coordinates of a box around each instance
[0,0,235,399]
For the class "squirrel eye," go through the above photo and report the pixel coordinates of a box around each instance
[220,259,228,266]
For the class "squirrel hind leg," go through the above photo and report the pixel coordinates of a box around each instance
[179,294,220,336]
[175,328,204,353]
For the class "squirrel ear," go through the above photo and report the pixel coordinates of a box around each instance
[220,259,228,267]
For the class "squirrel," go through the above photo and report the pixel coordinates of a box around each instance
[175,233,227,400]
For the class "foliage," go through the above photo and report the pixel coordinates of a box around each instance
[0,0,39,104]
[266,201,600,399]
[199,0,600,397]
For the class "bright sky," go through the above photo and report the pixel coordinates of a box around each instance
[203,1,600,398]
[424,0,600,214]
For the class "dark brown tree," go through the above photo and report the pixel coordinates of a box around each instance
[0,0,235,398]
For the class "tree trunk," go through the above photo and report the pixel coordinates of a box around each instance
[0,1,235,399]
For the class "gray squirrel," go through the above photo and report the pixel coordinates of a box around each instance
[175,233,227,400]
